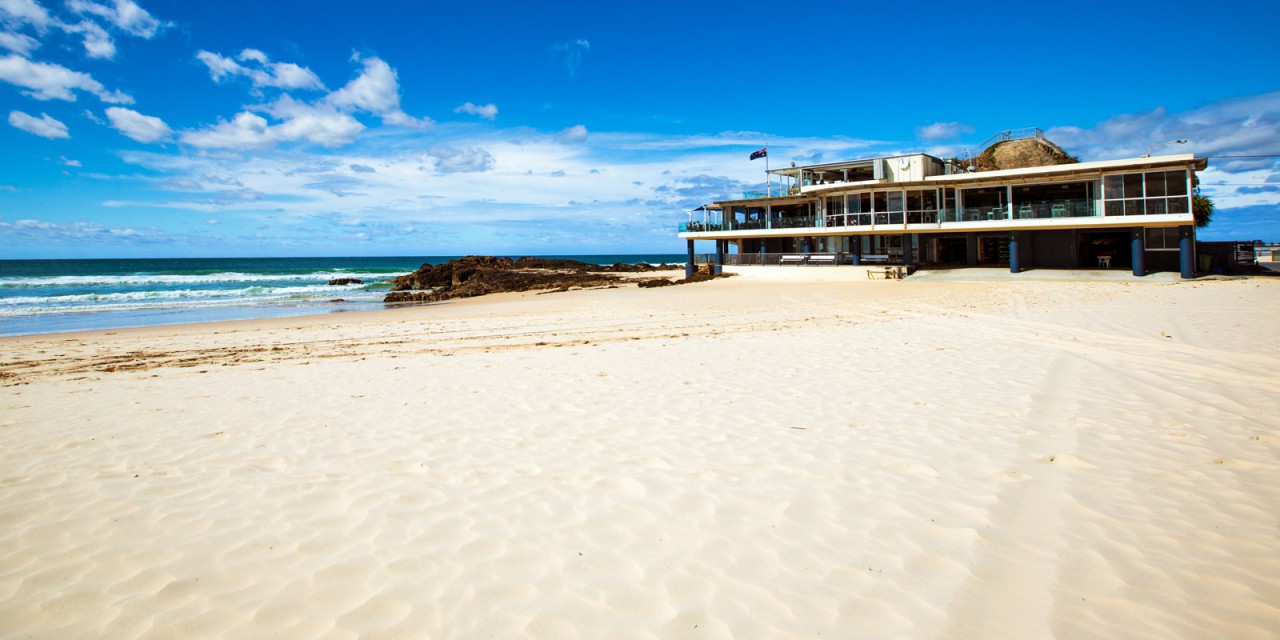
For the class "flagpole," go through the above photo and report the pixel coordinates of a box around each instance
[764,142,770,197]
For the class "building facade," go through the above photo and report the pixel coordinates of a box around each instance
[679,150,1207,278]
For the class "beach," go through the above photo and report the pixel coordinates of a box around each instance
[1,272,1278,638]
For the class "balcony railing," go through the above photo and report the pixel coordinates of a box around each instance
[679,221,723,232]
[693,252,912,266]
[681,199,1096,233]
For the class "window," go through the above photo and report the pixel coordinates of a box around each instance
[1104,170,1190,217]
[1145,227,1180,251]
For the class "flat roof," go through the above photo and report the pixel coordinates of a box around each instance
[767,153,942,178]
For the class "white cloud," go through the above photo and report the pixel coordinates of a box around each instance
[238,48,267,64]
[105,106,171,142]
[180,96,364,149]
[59,155,80,166]
[66,0,163,38]
[196,48,325,91]
[429,145,494,173]
[61,19,114,58]
[195,50,239,81]
[0,54,132,102]
[0,30,38,55]
[180,111,273,149]
[0,217,177,244]
[556,124,588,143]
[916,122,974,141]
[454,101,497,120]
[262,95,363,146]
[326,55,428,127]
[0,0,51,29]
[8,109,68,138]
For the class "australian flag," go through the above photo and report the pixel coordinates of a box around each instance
[750,147,767,161]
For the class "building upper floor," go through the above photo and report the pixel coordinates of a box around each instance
[680,153,1207,237]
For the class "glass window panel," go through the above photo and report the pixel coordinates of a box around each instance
[922,189,939,209]
[827,196,844,215]
[1165,170,1188,196]
[1104,175,1125,199]
[1125,199,1146,216]
[1123,173,1145,199]
[1145,172,1166,197]
[1146,198,1167,215]
[1145,228,1162,247]
[872,191,887,212]
[1106,201,1125,216]
[1167,196,1190,214]
[906,190,923,211]
[887,191,904,212]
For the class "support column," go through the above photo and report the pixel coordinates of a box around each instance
[1009,232,1021,273]
[1131,228,1145,277]
[759,240,765,266]
[685,239,695,278]
[1179,226,1194,279]
[713,240,724,275]
[902,233,913,269]
[851,236,861,265]
[966,232,978,266]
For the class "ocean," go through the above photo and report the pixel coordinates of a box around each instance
[0,255,685,337]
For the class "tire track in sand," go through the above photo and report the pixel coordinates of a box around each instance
[942,351,1085,639]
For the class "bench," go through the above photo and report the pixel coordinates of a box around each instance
[779,255,807,265]
[861,254,889,263]
[808,255,837,265]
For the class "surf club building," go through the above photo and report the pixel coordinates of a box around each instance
[679,133,1207,278]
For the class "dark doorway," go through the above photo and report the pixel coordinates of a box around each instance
[935,237,968,264]
[1080,231,1130,270]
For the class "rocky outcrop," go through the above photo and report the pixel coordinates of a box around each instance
[327,278,364,285]
[637,267,729,288]
[383,256,710,303]
[962,138,1080,172]
[388,256,675,292]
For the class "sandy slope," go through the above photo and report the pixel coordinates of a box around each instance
[1,275,1278,639]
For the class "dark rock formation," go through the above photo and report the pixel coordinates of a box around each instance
[637,267,730,288]
[327,278,364,285]
[383,256,703,303]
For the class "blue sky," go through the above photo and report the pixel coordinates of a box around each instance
[1,0,1278,258]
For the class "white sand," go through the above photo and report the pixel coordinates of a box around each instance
[2,273,1278,639]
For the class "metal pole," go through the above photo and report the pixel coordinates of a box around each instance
[765,143,770,198]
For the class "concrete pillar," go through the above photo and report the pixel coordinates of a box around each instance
[1009,232,1021,273]
[713,240,723,275]
[902,233,913,268]
[1179,226,1194,279]
[685,239,695,277]
[851,236,861,265]
[966,232,978,266]
[758,240,765,266]
[1131,228,1145,277]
